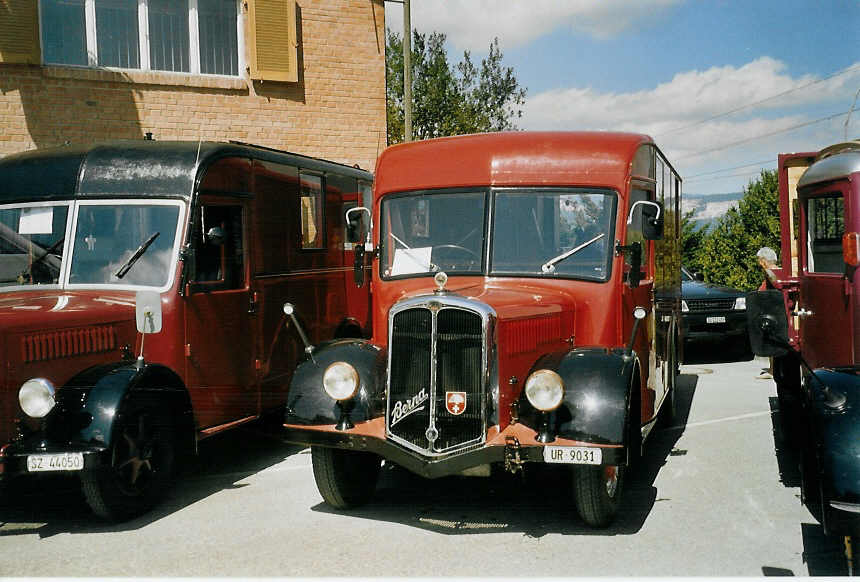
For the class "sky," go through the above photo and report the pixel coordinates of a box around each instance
[384,0,860,195]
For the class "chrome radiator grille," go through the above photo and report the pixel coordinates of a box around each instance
[387,303,486,456]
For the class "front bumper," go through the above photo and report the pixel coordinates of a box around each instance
[0,439,107,480]
[283,418,626,479]
[682,311,749,344]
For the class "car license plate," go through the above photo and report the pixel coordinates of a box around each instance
[543,446,602,465]
[27,452,84,472]
[706,316,726,324]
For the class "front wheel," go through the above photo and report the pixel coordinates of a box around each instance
[81,406,176,521]
[311,446,381,509]
[573,464,625,528]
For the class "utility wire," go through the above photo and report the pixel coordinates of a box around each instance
[656,62,860,138]
[684,159,775,179]
[675,109,850,161]
[685,168,776,184]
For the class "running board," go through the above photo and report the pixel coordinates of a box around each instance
[198,415,259,439]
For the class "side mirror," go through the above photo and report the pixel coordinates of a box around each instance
[627,200,664,240]
[642,202,664,240]
[693,271,704,282]
[345,206,371,246]
[205,226,226,246]
[135,291,162,334]
[745,290,790,357]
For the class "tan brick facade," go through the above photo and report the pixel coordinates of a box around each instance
[0,0,386,172]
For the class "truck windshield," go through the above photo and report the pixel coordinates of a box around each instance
[0,203,70,287]
[69,202,183,288]
[492,189,615,280]
[381,191,487,277]
[381,188,616,281]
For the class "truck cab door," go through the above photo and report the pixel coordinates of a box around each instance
[798,186,855,367]
[184,197,257,429]
[624,185,662,422]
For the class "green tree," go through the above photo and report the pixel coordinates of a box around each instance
[680,210,707,272]
[698,169,781,290]
[386,29,526,144]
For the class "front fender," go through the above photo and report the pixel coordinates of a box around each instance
[811,369,860,505]
[518,348,637,445]
[44,361,191,449]
[285,339,386,425]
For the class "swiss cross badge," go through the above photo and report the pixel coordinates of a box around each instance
[445,392,467,415]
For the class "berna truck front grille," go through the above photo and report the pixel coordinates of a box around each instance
[387,304,486,456]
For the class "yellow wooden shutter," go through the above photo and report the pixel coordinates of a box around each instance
[0,0,41,64]
[247,0,298,83]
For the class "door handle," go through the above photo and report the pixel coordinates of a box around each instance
[248,290,258,314]
[793,307,814,317]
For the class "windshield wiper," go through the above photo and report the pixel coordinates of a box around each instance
[541,233,605,274]
[115,232,160,279]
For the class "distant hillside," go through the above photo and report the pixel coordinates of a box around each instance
[681,192,742,231]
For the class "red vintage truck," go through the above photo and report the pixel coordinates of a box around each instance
[748,140,860,553]
[0,140,372,520]
[283,131,682,528]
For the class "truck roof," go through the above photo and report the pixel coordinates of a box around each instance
[798,141,860,190]
[374,131,655,195]
[0,140,371,204]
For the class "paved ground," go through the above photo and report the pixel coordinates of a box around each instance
[0,357,848,576]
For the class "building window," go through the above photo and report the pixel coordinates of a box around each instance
[40,0,240,76]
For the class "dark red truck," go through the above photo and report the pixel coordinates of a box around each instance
[283,131,682,527]
[0,140,372,520]
[748,141,860,555]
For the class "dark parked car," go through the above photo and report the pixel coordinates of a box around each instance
[681,267,752,362]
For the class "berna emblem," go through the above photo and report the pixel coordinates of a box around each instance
[445,391,467,415]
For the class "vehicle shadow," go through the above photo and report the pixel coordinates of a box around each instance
[766,396,850,575]
[310,373,698,537]
[0,420,303,538]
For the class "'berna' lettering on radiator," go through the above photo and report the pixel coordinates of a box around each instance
[390,388,429,426]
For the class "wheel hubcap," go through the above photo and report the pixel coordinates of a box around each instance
[115,414,155,491]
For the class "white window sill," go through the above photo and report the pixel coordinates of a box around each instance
[43,65,248,91]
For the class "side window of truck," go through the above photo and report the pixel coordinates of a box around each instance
[300,173,325,250]
[807,194,845,273]
[195,204,245,289]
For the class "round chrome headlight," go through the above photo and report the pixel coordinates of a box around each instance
[19,378,56,418]
[322,362,360,401]
[525,369,564,412]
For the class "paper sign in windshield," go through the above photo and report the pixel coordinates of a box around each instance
[19,207,54,235]
[391,247,432,276]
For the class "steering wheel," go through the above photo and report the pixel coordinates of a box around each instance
[432,244,480,270]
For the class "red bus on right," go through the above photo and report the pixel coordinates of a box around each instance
[747,140,860,545]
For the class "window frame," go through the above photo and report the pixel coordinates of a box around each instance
[804,190,847,275]
[298,171,326,251]
[38,0,244,77]
[65,198,187,293]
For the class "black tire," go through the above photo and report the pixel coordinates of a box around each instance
[573,464,625,528]
[82,405,176,521]
[311,446,381,509]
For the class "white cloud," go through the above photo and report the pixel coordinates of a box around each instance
[520,58,860,193]
[385,0,683,52]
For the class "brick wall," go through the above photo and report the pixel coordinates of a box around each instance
[0,0,386,172]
